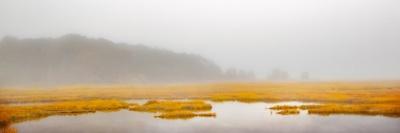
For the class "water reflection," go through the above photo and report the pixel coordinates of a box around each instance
[4,101,400,133]
[0,124,17,133]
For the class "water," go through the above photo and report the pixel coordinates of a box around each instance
[10,101,400,133]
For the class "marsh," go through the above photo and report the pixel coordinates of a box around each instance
[5,101,400,133]
[1,0,400,133]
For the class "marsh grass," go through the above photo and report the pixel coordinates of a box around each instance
[1,81,399,118]
[129,100,212,112]
[270,104,400,117]
[2,81,399,105]
[0,99,130,125]
[210,92,264,102]
[1,82,399,104]
[304,104,400,117]
[269,105,300,115]
[276,109,300,115]
[155,111,216,119]
[129,100,215,119]
[269,105,298,110]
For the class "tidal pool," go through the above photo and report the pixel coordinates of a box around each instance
[10,101,400,133]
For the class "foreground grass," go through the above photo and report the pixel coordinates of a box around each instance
[0,99,129,125]
[129,100,215,119]
[0,99,215,127]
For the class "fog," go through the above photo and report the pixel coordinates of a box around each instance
[1,0,400,80]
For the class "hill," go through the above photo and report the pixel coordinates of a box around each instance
[0,34,231,87]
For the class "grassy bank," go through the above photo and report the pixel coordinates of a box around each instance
[269,104,400,117]
[0,99,216,127]
[155,111,216,119]
[129,100,215,119]
[0,99,129,125]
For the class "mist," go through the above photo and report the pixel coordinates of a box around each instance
[1,0,400,81]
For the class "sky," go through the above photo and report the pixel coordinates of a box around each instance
[1,0,399,80]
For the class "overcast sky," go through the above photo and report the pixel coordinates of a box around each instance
[1,0,399,80]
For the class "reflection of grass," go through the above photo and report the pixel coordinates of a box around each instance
[129,100,215,119]
[0,125,17,133]
[0,99,129,125]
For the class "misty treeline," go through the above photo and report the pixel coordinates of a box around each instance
[0,34,254,87]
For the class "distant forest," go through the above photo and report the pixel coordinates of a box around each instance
[0,34,254,87]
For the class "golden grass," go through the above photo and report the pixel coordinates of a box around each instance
[1,81,399,104]
[129,100,215,119]
[196,112,216,117]
[129,100,212,112]
[269,105,298,110]
[270,104,400,117]
[303,104,400,117]
[269,105,300,115]
[0,99,129,125]
[276,109,300,115]
[211,92,263,102]
[155,111,216,119]
[155,111,197,119]
[0,81,399,118]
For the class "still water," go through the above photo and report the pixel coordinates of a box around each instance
[13,101,400,133]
